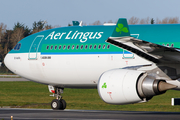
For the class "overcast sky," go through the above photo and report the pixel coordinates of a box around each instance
[0,0,179,29]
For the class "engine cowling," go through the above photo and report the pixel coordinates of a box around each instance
[98,69,176,105]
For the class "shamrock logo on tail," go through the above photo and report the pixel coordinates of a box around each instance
[116,23,129,34]
[102,82,107,88]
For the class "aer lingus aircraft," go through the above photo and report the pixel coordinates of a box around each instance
[4,18,180,110]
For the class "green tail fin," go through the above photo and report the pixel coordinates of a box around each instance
[111,18,130,37]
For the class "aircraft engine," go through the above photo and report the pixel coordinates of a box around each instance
[98,69,176,104]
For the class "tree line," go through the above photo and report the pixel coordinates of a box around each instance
[0,17,179,73]
[0,20,53,72]
[128,17,179,24]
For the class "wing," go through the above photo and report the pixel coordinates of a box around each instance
[108,18,180,64]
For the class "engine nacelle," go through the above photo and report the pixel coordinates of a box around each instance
[98,69,176,105]
[98,69,144,104]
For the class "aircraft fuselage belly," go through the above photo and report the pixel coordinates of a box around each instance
[5,52,151,88]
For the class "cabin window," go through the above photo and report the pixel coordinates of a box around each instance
[67,45,70,49]
[50,45,53,50]
[103,45,105,49]
[94,45,97,49]
[98,45,101,49]
[46,45,49,50]
[167,44,169,47]
[81,45,83,49]
[85,45,88,49]
[76,45,79,49]
[171,44,174,47]
[54,45,57,50]
[107,45,110,49]
[59,45,61,50]
[72,45,74,49]
[63,45,66,49]
[89,45,92,49]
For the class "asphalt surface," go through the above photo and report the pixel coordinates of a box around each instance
[0,108,180,120]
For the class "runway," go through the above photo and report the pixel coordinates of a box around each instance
[0,108,180,120]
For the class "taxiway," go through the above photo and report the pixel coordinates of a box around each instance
[0,108,180,120]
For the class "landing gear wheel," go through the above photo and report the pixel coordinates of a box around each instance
[60,99,66,110]
[49,87,67,110]
[51,99,61,110]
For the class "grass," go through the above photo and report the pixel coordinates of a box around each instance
[0,73,15,75]
[0,81,180,112]
[0,76,20,78]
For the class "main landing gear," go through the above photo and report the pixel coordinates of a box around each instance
[48,86,66,110]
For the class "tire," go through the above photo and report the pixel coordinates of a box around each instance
[60,99,66,110]
[51,99,61,110]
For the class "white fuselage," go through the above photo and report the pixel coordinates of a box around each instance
[4,52,151,88]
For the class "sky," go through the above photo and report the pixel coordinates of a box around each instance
[0,0,180,29]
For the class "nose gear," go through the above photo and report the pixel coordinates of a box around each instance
[49,86,66,110]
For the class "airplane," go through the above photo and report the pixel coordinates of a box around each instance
[4,18,180,110]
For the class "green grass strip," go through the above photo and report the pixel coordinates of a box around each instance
[0,81,180,112]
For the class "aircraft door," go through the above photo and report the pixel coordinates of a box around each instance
[123,50,134,59]
[122,34,139,59]
[28,35,44,60]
